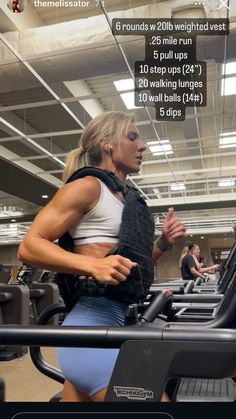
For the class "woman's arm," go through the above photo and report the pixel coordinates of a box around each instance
[18,177,100,273]
[190,266,205,279]
[199,264,220,273]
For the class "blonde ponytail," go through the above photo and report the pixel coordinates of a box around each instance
[179,246,190,268]
[62,147,86,182]
[179,243,195,268]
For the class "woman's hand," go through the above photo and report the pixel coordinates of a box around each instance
[90,255,137,285]
[161,207,186,246]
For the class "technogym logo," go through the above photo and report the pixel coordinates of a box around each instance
[113,386,154,400]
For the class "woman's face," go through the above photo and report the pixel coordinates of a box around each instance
[111,123,146,175]
[193,245,200,257]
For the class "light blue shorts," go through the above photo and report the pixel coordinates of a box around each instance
[56,296,127,396]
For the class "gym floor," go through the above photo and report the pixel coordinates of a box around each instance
[0,348,62,402]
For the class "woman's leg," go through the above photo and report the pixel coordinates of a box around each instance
[62,382,107,402]
[62,379,92,402]
[91,388,107,402]
[58,298,127,403]
[161,392,170,402]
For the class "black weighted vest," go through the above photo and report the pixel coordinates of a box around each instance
[55,167,155,310]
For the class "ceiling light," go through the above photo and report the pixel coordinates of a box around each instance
[170,183,186,191]
[218,179,235,187]
[63,80,104,119]
[114,79,134,91]
[221,76,236,96]
[200,236,204,239]
[11,219,16,222]
[221,131,236,137]
[219,133,236,148]
[153,151,173,156]
[114,79,138,110]
[42,195,49,199]
[120,92,139,109]
[222,62,236,75]
[148,140,173,156]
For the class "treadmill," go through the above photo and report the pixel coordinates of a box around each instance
[0,265,12,285]
[0,305,234,402]
[18,287,236,403]
[152,242,236,295]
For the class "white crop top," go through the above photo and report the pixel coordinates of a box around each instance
[69,179,124,245]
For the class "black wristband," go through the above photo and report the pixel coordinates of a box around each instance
[155,236,172,252]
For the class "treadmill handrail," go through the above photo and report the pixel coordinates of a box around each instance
[0,324,236,347]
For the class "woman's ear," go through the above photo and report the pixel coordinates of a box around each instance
[99,139,112,152]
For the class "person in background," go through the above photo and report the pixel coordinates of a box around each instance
[179,242,205,281]
[192,245,220,274]
[199,256,206,268]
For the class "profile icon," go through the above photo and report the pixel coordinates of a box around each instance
[7,0,27,13]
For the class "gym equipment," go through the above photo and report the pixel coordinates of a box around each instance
[149,250,236,307]
[165,262,236,323]
[0,284,29,360]
[16,266,43,287]
[16,266,60,324]
[0,378,4,402]
[154,242,236,295]
[27,287,236,402]
[28,290,172,384]
[137,252,235,314]
[151,279,195,295]
[105,331,236,402]
[0,322,236,402]
[0,285,235,402]
[136,252,236,325]
[176,377,236,402]
[0,274,59,359]
[30,282,60,325]
[0,264,12,284]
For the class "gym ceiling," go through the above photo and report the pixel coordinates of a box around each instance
[0,0,235,244]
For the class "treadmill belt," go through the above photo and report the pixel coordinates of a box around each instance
[176,378,236,402]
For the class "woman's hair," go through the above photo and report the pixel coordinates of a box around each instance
[179,241,195,268]
[63,111,136,182]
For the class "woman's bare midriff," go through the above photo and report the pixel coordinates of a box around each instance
[74,242,117,258]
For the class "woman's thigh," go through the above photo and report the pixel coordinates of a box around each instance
[57,297,126,397]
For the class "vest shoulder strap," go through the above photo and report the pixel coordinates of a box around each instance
[66,166,125,196]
